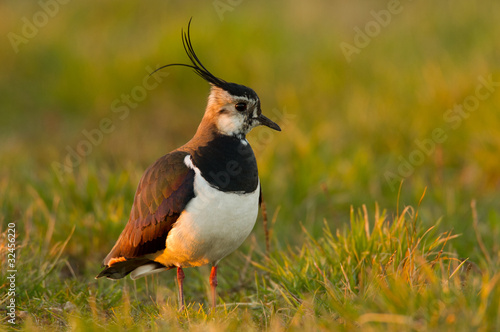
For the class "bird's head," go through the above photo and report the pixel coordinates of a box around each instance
[205,84,280,138]
[153,19,281,139]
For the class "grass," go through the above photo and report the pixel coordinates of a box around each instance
[3,181,499,331]
[1,0,500,330]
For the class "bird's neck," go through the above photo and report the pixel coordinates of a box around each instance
[193,136,258,192]
[180,121,258,193]
[183,115,246,151]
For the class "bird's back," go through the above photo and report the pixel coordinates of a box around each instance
[96,150,195,279]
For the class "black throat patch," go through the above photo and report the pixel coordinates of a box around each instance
[191,135,259,193]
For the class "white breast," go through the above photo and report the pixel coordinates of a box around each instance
[154,155,259,268]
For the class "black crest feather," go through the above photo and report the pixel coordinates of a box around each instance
[152,19,260,100]
[151,18,228,88]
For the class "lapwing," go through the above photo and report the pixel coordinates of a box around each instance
[96,21,281,310]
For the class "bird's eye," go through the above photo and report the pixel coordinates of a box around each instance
[235,102,247,112]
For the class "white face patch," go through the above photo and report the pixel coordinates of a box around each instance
[252,108,258,118]
[217,112,246,136]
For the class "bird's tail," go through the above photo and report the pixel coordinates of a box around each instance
[95,257,170,280]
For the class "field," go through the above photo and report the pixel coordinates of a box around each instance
[1,0,500,330]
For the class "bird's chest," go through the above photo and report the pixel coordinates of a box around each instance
[190,136,259,193]
[159,154,260,268]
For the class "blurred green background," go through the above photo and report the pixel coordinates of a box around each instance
[1,0,499,280]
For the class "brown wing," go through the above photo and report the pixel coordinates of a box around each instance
[102,150,195,265]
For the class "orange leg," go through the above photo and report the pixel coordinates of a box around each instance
[210,265,218,309]
[177,267,185,310]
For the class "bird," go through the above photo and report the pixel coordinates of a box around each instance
[95,20,281,310]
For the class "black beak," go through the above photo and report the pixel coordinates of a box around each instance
[257,114,281,131]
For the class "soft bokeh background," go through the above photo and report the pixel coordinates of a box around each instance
[1,0,500,327]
